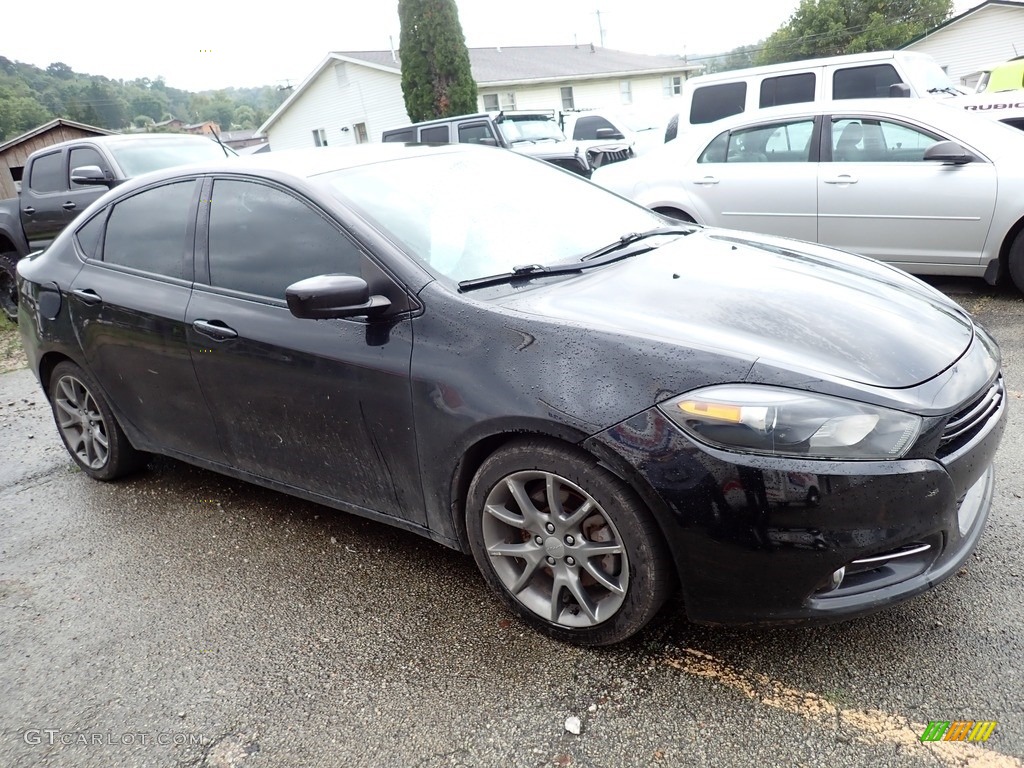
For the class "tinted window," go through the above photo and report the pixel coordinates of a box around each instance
[207,179,362,299]
[573,116,621,141]
[833,64,902,99]
[383,129,415,143]
[697,132,729,163]
[458,122,497,144]
[103,181,196,278]
[69,147,110,188]
[690,83,747,124]
[75,212,106,260]
[831,118,941,162]
[29,152,63,194]
[420,125,450,143]
[759,73,815,108]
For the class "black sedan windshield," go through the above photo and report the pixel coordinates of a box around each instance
[317,149,663,282]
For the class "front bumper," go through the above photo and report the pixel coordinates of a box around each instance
[584,381,1007,625]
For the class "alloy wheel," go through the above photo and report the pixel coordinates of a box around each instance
[53,374,110,470]
[480,470,629,628]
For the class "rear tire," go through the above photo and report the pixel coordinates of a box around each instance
[466,438,673,646]
[0,251,18,324]
[654,207,696,224]
[1009,230,1024,294]
[49,361,148,480]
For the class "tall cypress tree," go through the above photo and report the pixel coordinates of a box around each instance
[398,0,478,122]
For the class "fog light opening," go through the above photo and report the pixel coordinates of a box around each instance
[826,566,846,592]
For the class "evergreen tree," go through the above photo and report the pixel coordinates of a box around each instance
[398,0,478,122]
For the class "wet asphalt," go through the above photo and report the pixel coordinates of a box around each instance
[1,277,1022,768]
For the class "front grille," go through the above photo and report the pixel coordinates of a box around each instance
[938,376,1003,455]
[587,148,633,168]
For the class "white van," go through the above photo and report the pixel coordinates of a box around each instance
[664,50,960,140]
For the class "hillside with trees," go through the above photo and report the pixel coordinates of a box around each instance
[0,56,288,141]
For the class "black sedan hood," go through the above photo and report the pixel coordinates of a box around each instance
[504,229,975,389]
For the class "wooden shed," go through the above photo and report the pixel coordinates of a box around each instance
[0,119,116,201]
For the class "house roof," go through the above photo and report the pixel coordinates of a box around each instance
[339,45,699,84]
[0,118,116,154]
[900,0,1024,47]
[258,45,699,135]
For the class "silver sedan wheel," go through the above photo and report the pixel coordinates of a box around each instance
[53,373,110,470]
[481,470,629,628]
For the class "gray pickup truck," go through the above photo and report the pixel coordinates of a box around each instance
[381,110,633,178]
[0,133,233,321]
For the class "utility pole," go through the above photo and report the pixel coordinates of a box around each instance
[595,10,605,48]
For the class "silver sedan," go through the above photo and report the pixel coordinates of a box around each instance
[591,98,1024,292]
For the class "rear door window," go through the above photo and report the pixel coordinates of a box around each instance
[29,152,63,194]
[833,64,902,99]
[420,125,451,143]
[103,181,197,278]
[690,82,747,124]
[759,73,815,108]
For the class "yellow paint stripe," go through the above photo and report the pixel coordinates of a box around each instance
[665,648,1020,768]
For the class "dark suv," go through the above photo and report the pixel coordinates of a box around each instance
[382,111,632,177]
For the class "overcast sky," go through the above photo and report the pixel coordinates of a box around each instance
[5,0,974,92]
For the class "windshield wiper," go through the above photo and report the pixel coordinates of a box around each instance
[928,86,965,96]
[458,226,694,292]
[579,226,694,261]
[459,262,584,291]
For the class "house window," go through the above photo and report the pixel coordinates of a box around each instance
[353,123,369,144]
[313,128,328,147]
[561,86,575,110]
[620,80,632,105]
[482,92,516,111]
[663,75,683,97]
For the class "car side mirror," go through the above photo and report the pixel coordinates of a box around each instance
[285,274,391,319]
[889,82,912,98]
[595,127,626,140]
[923,140,973,165]
[71,165,115,188]
[476,137,498,146]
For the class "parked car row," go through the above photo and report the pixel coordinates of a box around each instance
[593,98,1024,293]
[16,142,1007,645]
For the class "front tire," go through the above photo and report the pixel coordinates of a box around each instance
[0,251,19,323]
[466,439,673,645]
[48,361,147,480]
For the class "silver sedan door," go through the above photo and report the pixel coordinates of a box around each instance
[687,118,818,242]
[818,116,997,269]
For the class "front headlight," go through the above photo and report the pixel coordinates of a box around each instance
[658,385,922,460]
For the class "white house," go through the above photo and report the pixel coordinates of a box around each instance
[257,45,700,151]
[901,0,1024,89]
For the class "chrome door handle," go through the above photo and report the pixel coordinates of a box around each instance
[192,319,238,340]
[693,176,720,185]
[71,289,102,305]
[823,175,858,184]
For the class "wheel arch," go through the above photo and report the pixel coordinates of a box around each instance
[448,420,681,591]
[446,420,593,553]
[37,350,79,399]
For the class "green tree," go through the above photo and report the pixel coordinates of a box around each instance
[232,105,256,129]
[398,0,477,121]
[757,0,953,65]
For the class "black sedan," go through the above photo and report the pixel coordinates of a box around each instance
[16,144,1007,645]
